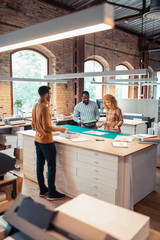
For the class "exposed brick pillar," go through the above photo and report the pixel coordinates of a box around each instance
[73,36,84,105]
[140,51,148,99]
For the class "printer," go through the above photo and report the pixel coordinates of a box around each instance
[0,152,16,180]
[4,117,26,125]
[0,117,5,126]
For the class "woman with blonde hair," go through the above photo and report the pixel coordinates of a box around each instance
[97,94,123,132]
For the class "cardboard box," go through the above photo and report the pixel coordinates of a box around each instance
[55,194,150,240]
[9,172,23,195]
[14,147,23,161]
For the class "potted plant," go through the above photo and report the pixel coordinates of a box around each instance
[14,98,23,116]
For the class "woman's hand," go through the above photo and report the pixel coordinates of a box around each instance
[97,124,102,128]
[114,125,119,130]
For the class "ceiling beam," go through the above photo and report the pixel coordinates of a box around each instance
[72,0,106,11]
[115,13,144,24]
[141,35,160,50]
[38,0,73,11]
[106,1,142,12]
[0,21,21,29]
[142,32,160,40]
[115,25,142,37]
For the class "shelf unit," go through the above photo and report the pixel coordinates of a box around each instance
[0,173,17,215]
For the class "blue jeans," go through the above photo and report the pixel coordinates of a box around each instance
[35,141,56,195]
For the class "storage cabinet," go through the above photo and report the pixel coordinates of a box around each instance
[0,173,17,214]
[23,138,120,205]
[21,131,157,209]
[23,135,48,184]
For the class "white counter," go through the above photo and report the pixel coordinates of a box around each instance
[20,129,157,210]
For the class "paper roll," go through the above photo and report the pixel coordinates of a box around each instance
[154,123,160,136]
[148,128,154,135]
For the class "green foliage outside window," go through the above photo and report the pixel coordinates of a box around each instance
[12,50,47,115]
[14,98,23,115]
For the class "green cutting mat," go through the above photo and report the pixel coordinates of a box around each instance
[62,125,129,139]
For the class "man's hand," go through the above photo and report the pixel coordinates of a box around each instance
[59,126,67,133]
[80,120,85,126]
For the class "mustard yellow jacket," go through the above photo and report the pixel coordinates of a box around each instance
[32,99,57,143]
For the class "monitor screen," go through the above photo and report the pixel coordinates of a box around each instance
[96,99,104,114]
[96,99,103,109]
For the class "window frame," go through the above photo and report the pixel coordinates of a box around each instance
[10,48,49,115]
[84,58,104,99]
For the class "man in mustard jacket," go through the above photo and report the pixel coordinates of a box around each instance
[32,86,66,200]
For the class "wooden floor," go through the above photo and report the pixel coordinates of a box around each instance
[134,167,160,232]
[3,162,160,234]
[12,160,160,232]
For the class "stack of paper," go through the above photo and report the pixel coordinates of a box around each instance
[112,142,128,147]
[139,136,160,144]
[11,127,24,147]
[114,135,134,142]
[0,148,15,158]
[0,192,8,205]
[133,134,160,144]
[0,134,17,148]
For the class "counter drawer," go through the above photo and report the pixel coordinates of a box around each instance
[23,151,36,162]
[58,157,77,168]
[77,168,117,188]
[23,170,37,182]
[78,148,117,161]
[56,143,77,153]
[75,175,116,197]
[23,136,34,147]
[76,161,117,178]
[76,184,115,204]
[23,162,36,172]
[57,149,76,161]
[77,153,118,171]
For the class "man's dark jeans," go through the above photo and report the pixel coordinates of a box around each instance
[35,141,56,195]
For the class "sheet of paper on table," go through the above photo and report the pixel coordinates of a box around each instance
[84,130,108,135]
[70,138,90,142]
[112,141,128,147]
[114,135,134,142]
[54,136,66,140]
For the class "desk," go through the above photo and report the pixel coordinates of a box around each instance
[122,119,148,134]
[98,117,148,134]
[0,122,31,130]
[20,125,157,210]
[0,123,31,134]
[0,173,17,214]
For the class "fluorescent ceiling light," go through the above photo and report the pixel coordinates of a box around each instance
[0,77,67,84]
[0,3,114,52]
[108,78,158,83]
[91,81,139,86]
[142,82,160,86]
[45,69,148,80]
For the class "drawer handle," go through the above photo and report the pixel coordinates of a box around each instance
[94,161,99,164]
[93,186,98,189]
[94,177,99,181]
[94,169,98,173]
[92,194,98,197]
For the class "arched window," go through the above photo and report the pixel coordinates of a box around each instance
[84,60,103,101]
[11,50,48,115]
[115,65,129,99]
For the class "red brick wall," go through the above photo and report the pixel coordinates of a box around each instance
[0,0,73,116]
[0,0,158,117]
